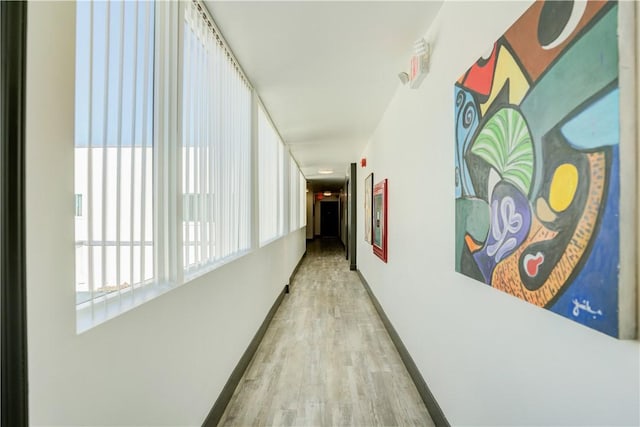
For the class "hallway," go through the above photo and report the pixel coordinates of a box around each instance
[219,239,434,426]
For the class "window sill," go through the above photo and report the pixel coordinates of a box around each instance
[76,248,255,333]
[183,248,253,284]
[76,281,177,334]
[259,233,285,248]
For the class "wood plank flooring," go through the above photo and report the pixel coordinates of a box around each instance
[218,238,434,427]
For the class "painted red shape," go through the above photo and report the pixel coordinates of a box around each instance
[524,252,544,277]
[462,43,498,96]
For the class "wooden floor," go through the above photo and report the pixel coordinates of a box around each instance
[218,238,434,427]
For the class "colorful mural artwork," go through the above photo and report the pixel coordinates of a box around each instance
[454,1,626,337]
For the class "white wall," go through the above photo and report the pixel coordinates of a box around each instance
[357,2,640,426]
[26,2,305,425]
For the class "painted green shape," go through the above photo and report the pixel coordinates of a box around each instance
[373,194,383,247]
[470,108,534,195]
[455,198,490,271]
[521,5,618,196]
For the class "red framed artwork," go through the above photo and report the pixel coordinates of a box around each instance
[372,179,387,262]
[364,173,373,244]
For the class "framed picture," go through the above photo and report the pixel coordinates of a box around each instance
[453,0,637,339]
[372,179,387,262]
[364,173,373,244]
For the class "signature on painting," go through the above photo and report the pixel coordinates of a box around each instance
[571,299,603,319]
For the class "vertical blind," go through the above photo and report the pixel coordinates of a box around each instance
[75,0,305,325]
[74,0,155,308]
[286,155,306,232]
[182,1,252,274]
[258,103,285,245]
[299,171,307,227]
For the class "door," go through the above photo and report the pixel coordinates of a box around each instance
[320,201,339,237]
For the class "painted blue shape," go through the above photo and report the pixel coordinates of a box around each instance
[520,5,618,198]
[454,86,479,198]
[473,181,531,283]
[561,88,619,150]
[549,145,619,337]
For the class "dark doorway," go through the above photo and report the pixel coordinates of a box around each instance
[1,1,29,424]
[348,162,357,270]
[320,201,340,237]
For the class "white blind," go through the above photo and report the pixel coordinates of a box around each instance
[299,171,307,227]
[74,0,294,329]
[74,0,155,308]
[182,1,252,273]
[258,104,285,245]
[289,155,300,232]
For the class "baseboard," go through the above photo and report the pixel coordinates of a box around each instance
[202,285,287,426]
[202,251,308,426]
[356,270,450,427]
[288,250,307,292]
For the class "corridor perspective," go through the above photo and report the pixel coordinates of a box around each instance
[219,239,434,427]
[7,0,639,426]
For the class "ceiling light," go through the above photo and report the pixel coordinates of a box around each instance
[318,169,333,175]
[323,192,332,196]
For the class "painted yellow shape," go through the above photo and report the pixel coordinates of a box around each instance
[480,46,530,116]
[549,163,579,213]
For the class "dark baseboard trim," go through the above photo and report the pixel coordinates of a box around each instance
[356,270,450,427]
[203,251,308,426]
[202,285,287,427]
[287,250,307,292]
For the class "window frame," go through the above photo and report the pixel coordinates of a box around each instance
[180,0,253,278]
[257,100,286,247]
[75,0,304,332]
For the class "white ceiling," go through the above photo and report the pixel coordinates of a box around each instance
[205,1,443,189]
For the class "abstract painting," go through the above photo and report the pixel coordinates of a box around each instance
[454,1,635,338]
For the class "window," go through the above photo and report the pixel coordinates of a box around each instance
[258,103,285,245]
[75,0,156,307]
[289,156,306,231]
[182,1,252,275]
[299,172,307,227]
[74,0,300,329]
[74,194,83,217]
